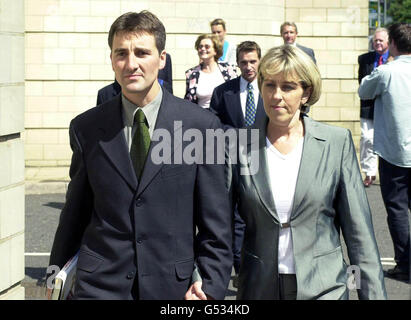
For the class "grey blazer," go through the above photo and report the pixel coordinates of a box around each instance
[227,115,387,300]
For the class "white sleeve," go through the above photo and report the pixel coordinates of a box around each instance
[358,67,385,100]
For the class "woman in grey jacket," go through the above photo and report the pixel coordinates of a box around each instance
[227,45,387,300]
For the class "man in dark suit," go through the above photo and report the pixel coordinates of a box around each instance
[47,11,232,300]
[210,41,265,128]
[210,41,265,286]
[357,28,389,187]
[280,22,316,64]
[96,53,173,105]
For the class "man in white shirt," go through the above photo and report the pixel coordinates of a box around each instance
[210,41,266,286]
[210,18,237,66]
[358,23,411,282]
[280,21,316,64]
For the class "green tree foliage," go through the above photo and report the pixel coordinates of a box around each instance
[387,0,411,23]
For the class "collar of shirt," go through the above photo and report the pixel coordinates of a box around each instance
[394,54,411,61]
[240,76,258,92]
[122,88,163,132]
[375,50,390,65]
[283,42,297,47]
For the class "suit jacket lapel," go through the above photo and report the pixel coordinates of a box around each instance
[247,118,280,222]
[246,116,327,222]
[225,78,245,127]
[291,116,326,219]
[255,95,266,124]
[136,90,183,197]
[98,95,138,191]
[367,51,376,74]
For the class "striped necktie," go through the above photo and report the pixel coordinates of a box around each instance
[378,55,383,66]
[244,82,256,126]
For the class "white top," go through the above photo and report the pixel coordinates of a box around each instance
[265,136,304,274]
[239,77,259,118]
[220,40,237,66]
[197,70,225,108]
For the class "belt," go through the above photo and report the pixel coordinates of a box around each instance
[280,222,291,228]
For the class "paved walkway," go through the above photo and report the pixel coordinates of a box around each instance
[23,181,410,300]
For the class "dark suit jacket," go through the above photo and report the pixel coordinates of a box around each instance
[209,77,266,129]
[158,53,173,94]
[49,89,232,300]
[96,53,173,105]
[227,115,387,300]
[297,44,316,64]
[96,79,121,106]
[358,51,376,119]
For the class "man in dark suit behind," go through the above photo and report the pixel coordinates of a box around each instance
[210,41,266,129]
[47,11,232,300]
[96,53,173,105]
[280,22,316,64]
[357,28,390,187]
[210,41,265,285]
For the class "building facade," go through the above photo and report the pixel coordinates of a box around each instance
[24,0,370,183]
[0,0,25,300]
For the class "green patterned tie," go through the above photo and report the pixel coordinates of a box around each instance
[130,109,151,180]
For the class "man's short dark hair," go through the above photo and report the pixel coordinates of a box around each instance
[108,11,166,54]
[388,23,411,53]
[280,22,298,34]
[236,41,261,63]
[210,18,226,30]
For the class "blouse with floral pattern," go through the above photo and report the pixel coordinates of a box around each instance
[184,62,237,104]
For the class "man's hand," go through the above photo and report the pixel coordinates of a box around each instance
[184,281,209,300]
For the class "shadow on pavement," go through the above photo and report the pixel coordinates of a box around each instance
[383,271,410,284]
[25,267,47,285]
[43,202,65,210]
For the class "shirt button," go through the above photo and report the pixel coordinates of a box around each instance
[135,198,143,207]
[126,272,135,279]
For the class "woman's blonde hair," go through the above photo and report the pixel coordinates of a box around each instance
[195,34,223,61]
[257,45,322,108]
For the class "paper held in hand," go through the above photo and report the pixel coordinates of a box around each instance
[51,253,78,300]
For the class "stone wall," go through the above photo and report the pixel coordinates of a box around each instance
[0,0,25,300]
[24,0,369,181]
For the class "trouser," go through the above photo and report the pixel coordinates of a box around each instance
[233,206,245,274]
[379,157,410,272]
[360,118,378,176]
[279,274,297,300]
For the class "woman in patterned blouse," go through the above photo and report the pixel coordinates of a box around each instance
[184,34,237,108]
